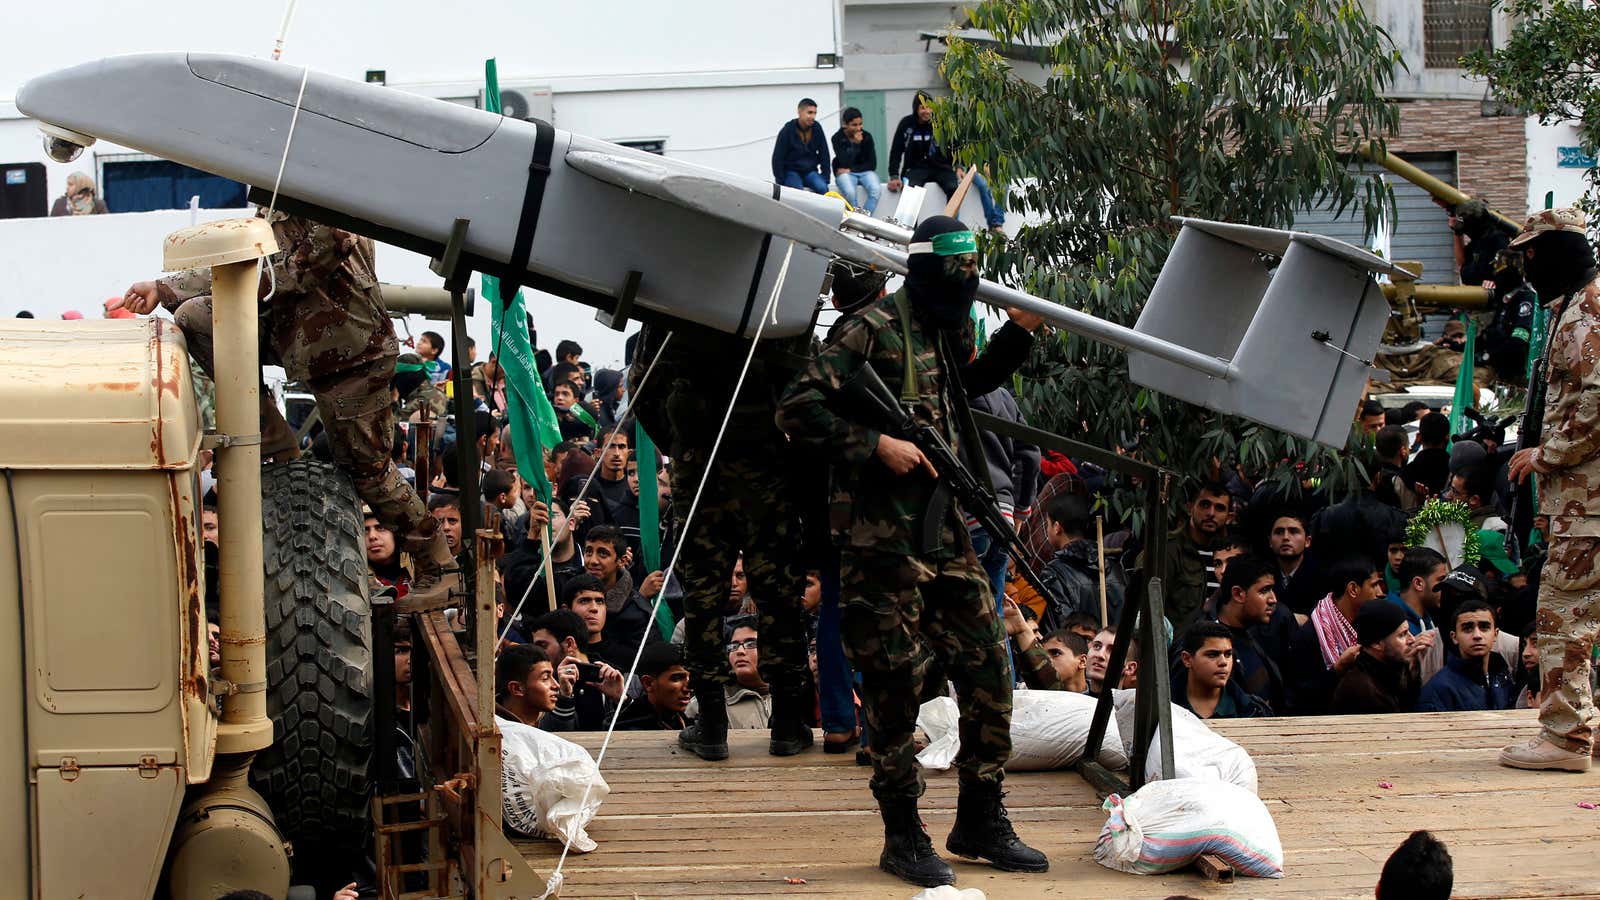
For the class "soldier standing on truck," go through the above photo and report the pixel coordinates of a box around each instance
[777,215,1046,888]
[114,207,460,610]
[1500,208,1600,773]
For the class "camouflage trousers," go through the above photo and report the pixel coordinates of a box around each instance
[177,296,436,552]
[671,449,808,690]
[175,296,298,457]
[840,546,1013,801]
[1536,537,1600,753]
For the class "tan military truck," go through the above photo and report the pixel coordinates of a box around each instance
[0,219,541,898]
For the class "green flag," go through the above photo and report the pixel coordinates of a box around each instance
[635,421,673,639]
[484,58,562,503]
[570,400,598,430]
[1448,313,1476,439]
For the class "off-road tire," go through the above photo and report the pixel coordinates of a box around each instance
[252,458,374,854]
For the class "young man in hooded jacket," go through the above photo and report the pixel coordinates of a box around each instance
[886,92,1006,231]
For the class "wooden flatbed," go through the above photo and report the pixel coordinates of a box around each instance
[515,709,1600,898]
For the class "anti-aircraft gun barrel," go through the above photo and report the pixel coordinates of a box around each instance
[1355,142,1521,234]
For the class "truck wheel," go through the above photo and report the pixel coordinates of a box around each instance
[253,458,374,855]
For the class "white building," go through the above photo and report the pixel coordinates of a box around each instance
[0,0,847,365]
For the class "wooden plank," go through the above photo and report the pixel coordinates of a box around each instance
[1195,853,1234,883]
[520,712,1599,899]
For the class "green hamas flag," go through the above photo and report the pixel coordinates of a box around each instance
[1448,313,1477,440]
[634,421,673,639]
[484,58,562,504]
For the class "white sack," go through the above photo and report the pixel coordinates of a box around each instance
[498,716,609,853]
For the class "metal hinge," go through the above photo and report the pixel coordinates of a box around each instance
[59,757,79,782]
[139,755,160,779]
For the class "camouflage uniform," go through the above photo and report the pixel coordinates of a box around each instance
[777,290,1014,800]
[158,209,440,556]
[628,325,809,690]
[1531,279,1600,754]
[400,379,449,422]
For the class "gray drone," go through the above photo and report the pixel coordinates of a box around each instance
[20,52,1404,447]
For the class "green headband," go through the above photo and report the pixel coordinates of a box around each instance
[394,361,427,375]
[908,230,978,257]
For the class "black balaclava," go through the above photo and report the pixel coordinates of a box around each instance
[1523,230,1598,300]
[1451,199,1492,238]
[1490,249,1524,293]
[392,355,429,399]
[905,215,979,330]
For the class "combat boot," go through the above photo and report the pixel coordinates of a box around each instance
[877,798,955,887]
[945,780,1049,873]
[768,684,815,757]
[1499,736,1591,772]
[403,533,462,613]
[678,681,729,761]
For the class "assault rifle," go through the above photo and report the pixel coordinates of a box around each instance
[840,361,1058,620]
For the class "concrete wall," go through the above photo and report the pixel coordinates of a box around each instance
[1364,0,1508,99]
[1525,120,1596,212]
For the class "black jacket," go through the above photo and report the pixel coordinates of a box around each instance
[1416,652,1517,712]
[1041,539,1126,627]
[831,129,879,173]
[1330,651,1418,715]
[615,697,685,731]
[888,97,951,178]
[771,118,830,180]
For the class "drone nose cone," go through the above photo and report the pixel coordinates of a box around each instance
[17,52,191,146]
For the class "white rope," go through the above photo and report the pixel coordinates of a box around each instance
[497,330,677,647]
[265,65,311,222]
[537,241,797,899]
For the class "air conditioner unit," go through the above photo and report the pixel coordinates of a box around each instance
[479,84,553,123]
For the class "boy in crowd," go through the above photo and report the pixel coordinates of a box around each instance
[551,380,595,442]
[417,330,451,385]
[771,97,831,193]
[1386,547,1448,635]
[688,618,774,729]
[528,608,625,731]
[1041,630,1089,693]
[1086,626,1138,695]
[1207,555,1285,712]
[1175,622,1268,719]
[617,643,693,730]
[1416,600,1517,712]
[831,106,882,214]
[583,525,663,655]
[558,574,622,670]
[495,644,560,727]
[429,492,463,559]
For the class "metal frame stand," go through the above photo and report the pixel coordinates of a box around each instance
[971,411,1175,793]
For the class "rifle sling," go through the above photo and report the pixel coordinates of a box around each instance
[937,333,998,501]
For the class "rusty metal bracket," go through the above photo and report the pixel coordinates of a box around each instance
[209,677,266,697]
[201,430,263,451]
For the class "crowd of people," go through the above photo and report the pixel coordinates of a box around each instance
[60,96,1592,888]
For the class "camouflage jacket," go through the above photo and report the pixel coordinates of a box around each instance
[401,381,449,421]
[776,289,1032,557]
[159,209,397,382]
[1536,280,1600,536]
